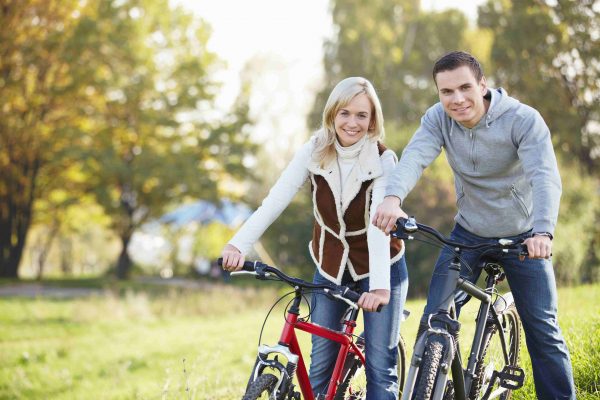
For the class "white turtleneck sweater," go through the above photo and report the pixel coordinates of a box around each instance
[229,136,398,290]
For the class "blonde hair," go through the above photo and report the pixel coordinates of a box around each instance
[313,77,385,167]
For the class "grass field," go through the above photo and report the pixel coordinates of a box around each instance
[0,279,598,399]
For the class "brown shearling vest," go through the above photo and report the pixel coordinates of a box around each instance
[309,142,403,282]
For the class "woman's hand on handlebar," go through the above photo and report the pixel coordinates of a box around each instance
[359,289,390,312]
[221,243,245,271]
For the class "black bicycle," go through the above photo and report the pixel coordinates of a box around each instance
[393,217,527,400]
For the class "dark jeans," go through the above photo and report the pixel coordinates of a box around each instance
[422,224,576,400]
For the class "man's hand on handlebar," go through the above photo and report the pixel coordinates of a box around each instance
[221,243,245,271]
[372,196,408,235]
[358,289,390,312]
[523,235,552,259]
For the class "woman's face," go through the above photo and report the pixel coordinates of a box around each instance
[334,93,373,147]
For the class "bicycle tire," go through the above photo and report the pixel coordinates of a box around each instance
[470,304,522,400]
[413,336,446,400]
[398,333,407,393]
[334,353,365,400]
[242,373,279,400]
[334,334,407,400]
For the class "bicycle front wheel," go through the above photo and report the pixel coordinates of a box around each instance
[413,336,446,400]
[242,373,279,400]
[470,304,522,400]
[334,334,407,400]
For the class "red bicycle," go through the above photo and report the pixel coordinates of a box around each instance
[218,258,407,400]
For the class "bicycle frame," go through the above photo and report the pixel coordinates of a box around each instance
[403,254,513,399]
[252,288,365,400]
[396,217,525,400]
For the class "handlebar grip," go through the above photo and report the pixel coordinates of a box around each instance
[343,288,361,303]
[217,257,256,272]
[519,244,529,257]
[343,288,383,312]
[391,216,418,239]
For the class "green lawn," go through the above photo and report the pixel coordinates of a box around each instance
[0,280,598,399]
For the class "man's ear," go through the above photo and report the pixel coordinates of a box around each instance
[480,76,488,95]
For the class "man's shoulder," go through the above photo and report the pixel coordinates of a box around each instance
[421,102,449,130]
[513,102,542,120]
[423,102,445,118]
[493,89,541,121]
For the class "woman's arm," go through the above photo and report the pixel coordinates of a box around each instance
[366,149,398,291]
[222,141,313,270]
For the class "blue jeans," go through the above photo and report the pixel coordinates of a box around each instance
[309,257,409,399]
[422,224,575,400]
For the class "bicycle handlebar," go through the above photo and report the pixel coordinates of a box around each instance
[217,258,369,309]
[392,217,529,257]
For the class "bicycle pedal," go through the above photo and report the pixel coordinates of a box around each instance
[497,365,525,389]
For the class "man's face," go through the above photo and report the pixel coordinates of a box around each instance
[435,65,487,129]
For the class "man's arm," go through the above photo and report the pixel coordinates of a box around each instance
[373,107,445,233]
[372,195,408,234]
[515,109,562,259]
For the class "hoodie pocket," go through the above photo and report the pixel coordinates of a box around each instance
[510,185,530,218]
[455,182,465,208]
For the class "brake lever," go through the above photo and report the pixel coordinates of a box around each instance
[230,271,257,277]
[324,289,359,310]
[391,216,418,240]
[230,270,272,279]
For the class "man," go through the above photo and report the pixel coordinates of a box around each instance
[373,51,575,399]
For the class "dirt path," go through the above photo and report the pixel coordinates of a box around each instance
[0,277,222,299]
[0,283,103,299]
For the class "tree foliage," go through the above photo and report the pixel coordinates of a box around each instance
[0,0,93,277]
[479,0,600,172]
[310,0,470,128]
[75,0,255,278]
[0,0,255,278]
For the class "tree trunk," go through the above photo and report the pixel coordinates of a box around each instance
[60,237,72,275]
[36,222,60,280]
[0,158,39,278]
[0,257,19,278]
[116,235,132,280]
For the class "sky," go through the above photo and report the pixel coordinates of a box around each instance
[173,0,486,165]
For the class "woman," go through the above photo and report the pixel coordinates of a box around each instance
[221,77,408,399]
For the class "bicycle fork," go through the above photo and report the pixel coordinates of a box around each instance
[403,328,456,399]
[402,258,463,400]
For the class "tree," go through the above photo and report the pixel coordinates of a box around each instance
[310,0,470,128]
[0,0,93,277]
[478,0,600,172]
[77,0,255,279]
[0,0,255,278]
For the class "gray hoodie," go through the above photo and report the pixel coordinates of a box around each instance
[386,88,561,238]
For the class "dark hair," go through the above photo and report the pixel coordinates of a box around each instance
[433,51,484,83]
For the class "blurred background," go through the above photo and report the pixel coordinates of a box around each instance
[1,0,598,292]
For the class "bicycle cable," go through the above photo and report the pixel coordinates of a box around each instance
[412,231,518,313]
[281,290,313,322]
[411,233,476,277]
[257,290,297,349]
